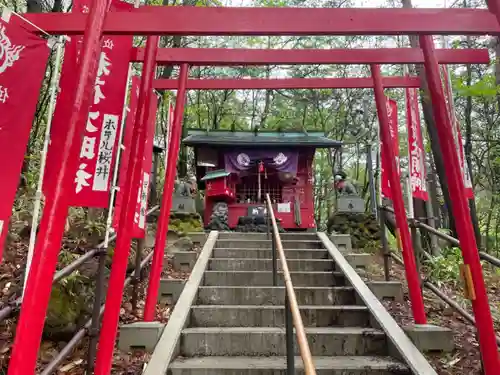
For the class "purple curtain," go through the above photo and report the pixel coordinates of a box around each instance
[224,149,298,174]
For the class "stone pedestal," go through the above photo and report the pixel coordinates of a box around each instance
[404,324,454,352]
[159,278,186,305]
[330,233,352,252]
[171,196,197,213]
[337,195,365,213]
[366,281,404,302]
[118,322,165,352]
[172,251,198,272]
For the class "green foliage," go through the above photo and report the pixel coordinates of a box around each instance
[454,72,499,98]
[168,214,203,236]
[46,252,93,335]
[425,247,463,287]
[362,239,381,254]
[83,220,107,237]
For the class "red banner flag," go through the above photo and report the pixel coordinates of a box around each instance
[441,65,474,199]
[131,95,158,238]
[381,98,399,199]
[44,0,133,208]
[406,87,428,201]
[112,76,140,231]
[0,11,50,255]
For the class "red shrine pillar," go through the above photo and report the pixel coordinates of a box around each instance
[7,0,109,373]
[143,63,190,321]
[486,0,500,25]
[371,64,427,325]
[419,35,500,375]
[93,35,160,375]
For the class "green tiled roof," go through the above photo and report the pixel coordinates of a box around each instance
[183,130,341,148]
[201,169,231,181]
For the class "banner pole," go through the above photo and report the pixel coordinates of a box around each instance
[371,64,427,325]
[143,64,189,321]
[22,36,66,301]
[402,64,414,220]
[103,65,133,249]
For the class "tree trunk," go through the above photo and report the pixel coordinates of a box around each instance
[464,47,482,248]
[157,0,197,179]
[485,196,495,253]
[427,157,442,228]
[401,0,457,237]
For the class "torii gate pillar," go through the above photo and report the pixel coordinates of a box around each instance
[419,35,500,375]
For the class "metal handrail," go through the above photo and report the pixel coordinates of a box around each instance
[265,194,316,375]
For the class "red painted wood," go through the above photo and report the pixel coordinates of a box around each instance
[130,47,490,65]
[371,64,427,325]
[94,35,160,375]
[23,7,500,35]
[7,0,110,372]
[143,64,189,322]
[203,154,315,230]
[420,35,500,375]
[153,77,421,90]
[206,178,236,200]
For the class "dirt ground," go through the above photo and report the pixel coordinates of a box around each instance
[0,239,192,375]
[365,251,500,375]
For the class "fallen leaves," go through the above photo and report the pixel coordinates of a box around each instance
[365,251,499,375]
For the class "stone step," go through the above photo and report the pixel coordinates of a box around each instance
[202,271,346,287]
[213,248,329,259]
[180,327,387,357]
[217,232,319,241]
[196,286,358,306]
[190,305,371,327]
[168,356,410,375]
[208,258,334,272]
[215,240,324,249]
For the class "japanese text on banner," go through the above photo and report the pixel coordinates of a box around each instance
[380,98,400,199]
[43,0,133,208]
[132,95,158,238]
[112,76,140,231]
[72,10,133,207]
[441,66,474,199]
[406,88,428,201]
[0,14,50,257]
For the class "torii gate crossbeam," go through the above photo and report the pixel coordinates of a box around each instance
[153,77,421,90]
[131,47,490,65]
[23,7,500,35]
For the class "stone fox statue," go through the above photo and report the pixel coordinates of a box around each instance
[175,176,197,197]
[333,171,358,196]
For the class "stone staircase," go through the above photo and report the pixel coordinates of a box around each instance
[162,232,414,375]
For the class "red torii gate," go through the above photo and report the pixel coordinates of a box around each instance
[153,77,421,90]
[131,47,490,65]
[22,7,500,35]
[9,4,500,375]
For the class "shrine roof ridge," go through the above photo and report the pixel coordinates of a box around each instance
[182,129,341,148]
